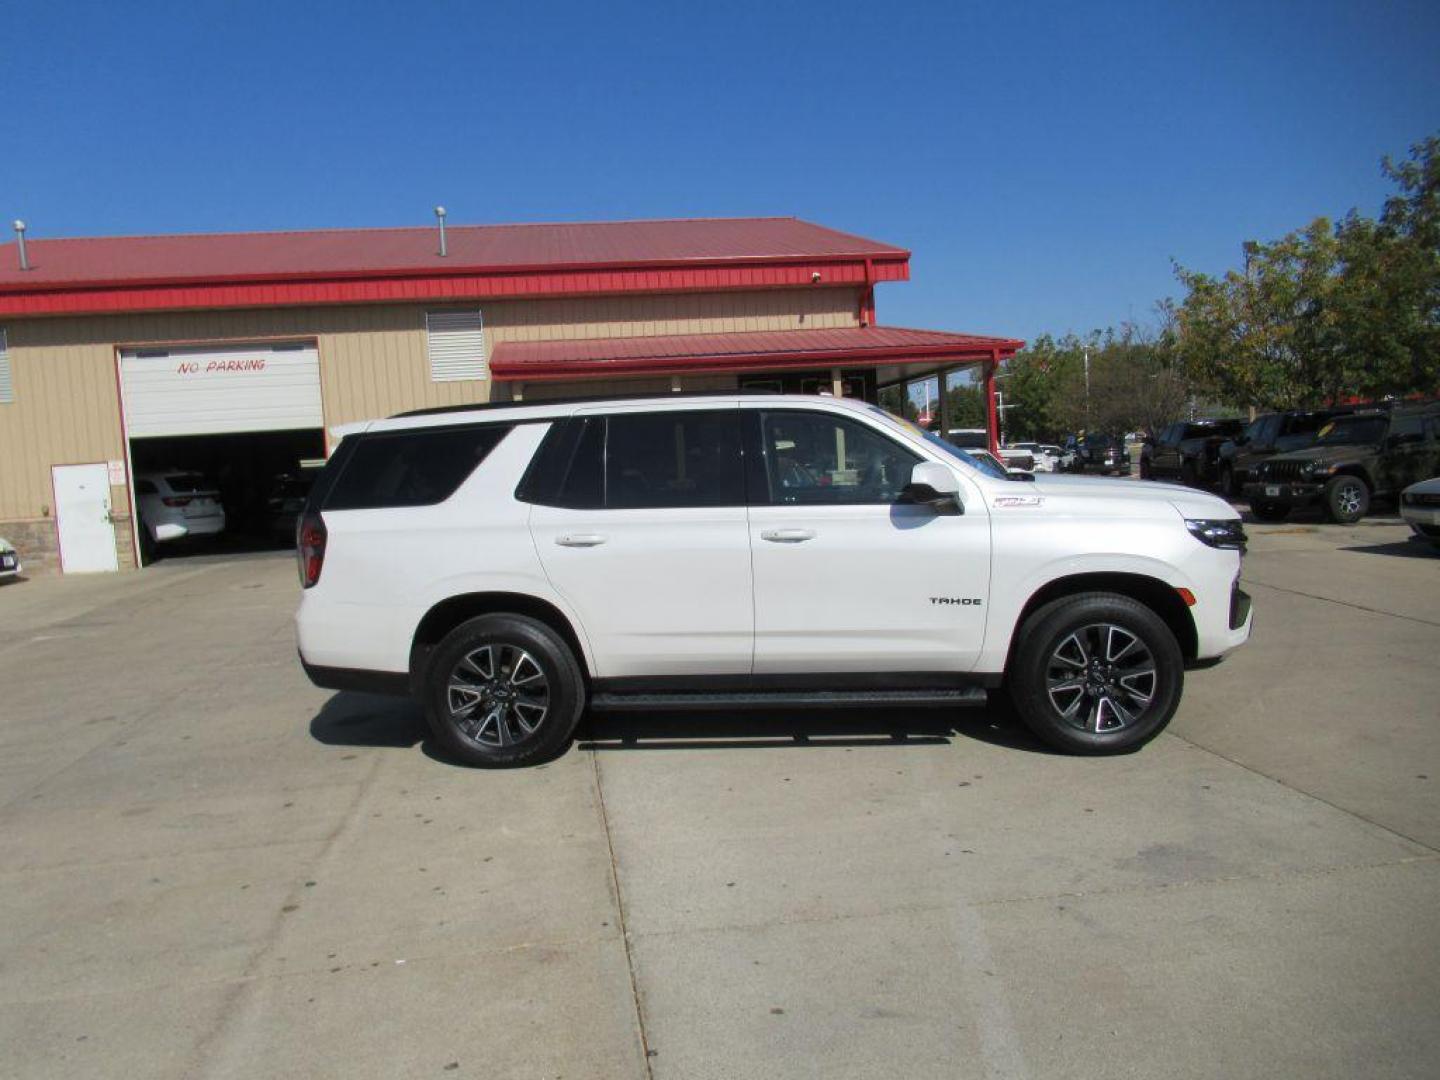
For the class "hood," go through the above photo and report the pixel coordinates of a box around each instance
[1269,442,1377,465]
[1403,476,1440,496]
[1025,473,1237,520]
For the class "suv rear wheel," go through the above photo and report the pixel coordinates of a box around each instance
[1325,475,1370,524]
[1008,593,1183,754]
[423,614,585,767]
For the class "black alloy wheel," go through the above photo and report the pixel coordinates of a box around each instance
[1008,592,1183,754]
[424,614,585,767]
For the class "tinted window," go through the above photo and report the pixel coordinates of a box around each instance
[136,479,158,495]
[1314,415,1387,447]
[325,424,512,510]
[166,474,217,493]
[759,411,920,505]
[605,411,743,509]
[1388,413,1425,446]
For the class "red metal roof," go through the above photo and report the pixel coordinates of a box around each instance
[0,217,905,290]
[490,325,1023,381]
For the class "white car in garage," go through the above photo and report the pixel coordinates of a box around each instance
[1400,477,1440,550]
[135,471,226,550]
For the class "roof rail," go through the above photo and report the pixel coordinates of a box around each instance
[393,387,782,419]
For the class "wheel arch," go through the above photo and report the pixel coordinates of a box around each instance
[1006,572,1199,667]
[410,592,592,693]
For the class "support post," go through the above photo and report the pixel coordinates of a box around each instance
[984,352,1000,454]
[936,366,950,439]
[831,367,844,396]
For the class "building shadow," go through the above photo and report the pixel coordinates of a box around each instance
[309,692,1056,763]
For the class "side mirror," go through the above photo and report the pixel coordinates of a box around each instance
[901,461,963,515]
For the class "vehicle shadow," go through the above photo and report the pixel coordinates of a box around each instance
[309,692,1057,762]
[577,704,1054,755]
[309,691,426,749]
[1343,539,1439,560]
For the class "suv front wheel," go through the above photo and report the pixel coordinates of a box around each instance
[423,614,586,767]
[1324,475,1370,524]
[1008,593,1184,754]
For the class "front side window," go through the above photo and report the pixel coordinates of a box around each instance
[759,411,920,505]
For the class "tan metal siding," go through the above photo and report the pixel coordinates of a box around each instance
[0,287,858,523]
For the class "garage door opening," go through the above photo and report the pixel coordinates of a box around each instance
[118,340,327,567]
[129,430,325,564]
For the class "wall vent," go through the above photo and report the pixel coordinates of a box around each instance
[0,329,13,403]
[425,310,488,382]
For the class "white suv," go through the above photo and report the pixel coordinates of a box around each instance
[295,394,1252,767]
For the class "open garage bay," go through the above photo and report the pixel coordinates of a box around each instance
[0,519,1436,1079]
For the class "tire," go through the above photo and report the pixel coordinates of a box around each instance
[422,614,585,767]
[1219,466,1239,500]
[1007,592,1184,754]
[1250,500,1289,523]
[1139,458,1153,481]
[1324,475,1370,524]
[1180,459,1198,487]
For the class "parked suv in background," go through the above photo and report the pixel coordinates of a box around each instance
[295,393,1251,767]
[1141,419,1245,486]
[1216,410,1346,498]
[1244,403,1440,523]
[1063,433,1131,475]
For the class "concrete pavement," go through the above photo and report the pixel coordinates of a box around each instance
[0,521,1436,1078]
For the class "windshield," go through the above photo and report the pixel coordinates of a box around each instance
[1314,416,1387,447]
[866,407,1010,480]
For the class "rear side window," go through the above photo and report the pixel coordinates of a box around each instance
[166,474,216,493]
[324,424,512,510]
[606,411,744,508]
[517,410,743,509]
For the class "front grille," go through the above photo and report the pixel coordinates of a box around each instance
[1259,460,1307,482]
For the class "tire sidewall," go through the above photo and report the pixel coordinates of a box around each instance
[423,614,585,767]
[1325,475,1369,524]
[1009,593,1184,754]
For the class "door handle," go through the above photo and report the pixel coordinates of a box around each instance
[760,528,816,543]
[555,533,608,548]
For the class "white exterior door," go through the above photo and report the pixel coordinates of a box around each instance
[527,408,753,678]
[52,464,119,573]
[119,342,323,437]
[745,407,992,673]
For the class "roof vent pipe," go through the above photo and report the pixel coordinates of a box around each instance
[434,206,448,257]
[13,220,30,271]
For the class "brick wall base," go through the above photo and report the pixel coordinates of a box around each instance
[0,515,136,576]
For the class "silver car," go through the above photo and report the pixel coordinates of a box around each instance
[1400,477,1440,550]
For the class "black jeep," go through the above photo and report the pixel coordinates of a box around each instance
[1216,408,1350,499]
[1141,419,1244,486]
[1243,403,1440,523]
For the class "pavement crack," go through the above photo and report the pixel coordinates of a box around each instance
[589,749,655,1080]
[1242,576,1440,629]
[1168,729,1440,855]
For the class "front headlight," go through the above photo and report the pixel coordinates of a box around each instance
[1303,461,1335,477]
[1186,518,1248,551]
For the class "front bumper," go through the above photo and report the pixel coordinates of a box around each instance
[1400,505,1440,528]
[1243,480,1324,507]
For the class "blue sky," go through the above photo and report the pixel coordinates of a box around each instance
[3,0,1438,341]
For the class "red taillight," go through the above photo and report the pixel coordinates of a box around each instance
[161,496,192,507]
[297,512,327,588]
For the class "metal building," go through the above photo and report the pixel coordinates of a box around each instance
[0,216,1021,573]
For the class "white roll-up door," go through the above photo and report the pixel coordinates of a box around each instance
[120,342,323,438]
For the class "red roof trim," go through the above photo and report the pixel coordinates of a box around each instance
[490,326,1023,382]
[0,258,909,317]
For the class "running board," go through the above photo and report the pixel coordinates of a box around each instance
[588,687,989,712]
